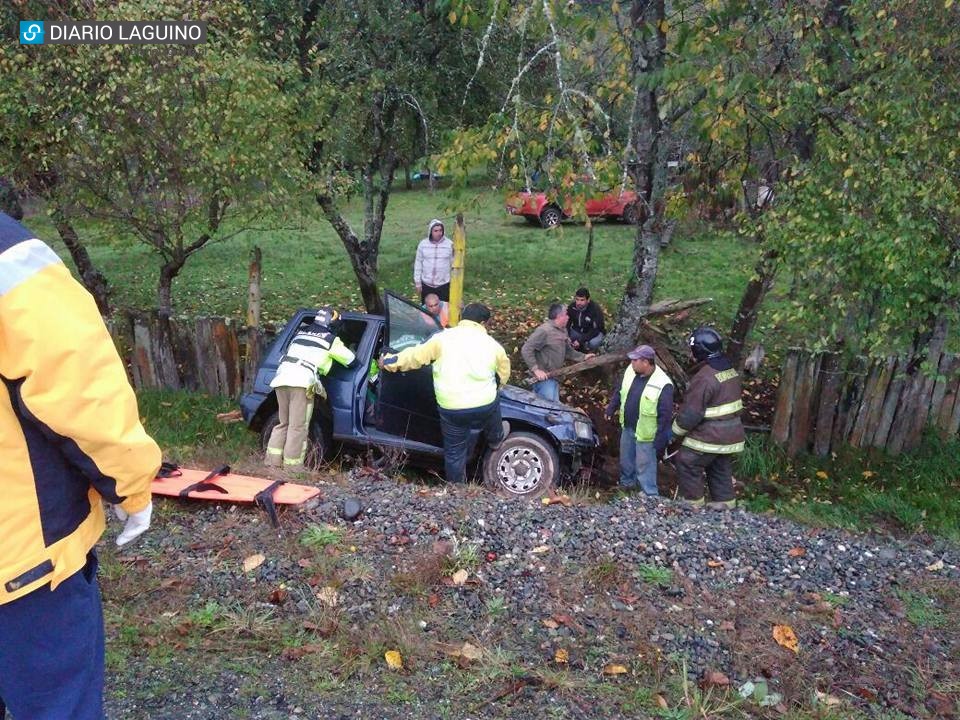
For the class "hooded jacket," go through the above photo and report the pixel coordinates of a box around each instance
[413,219,453,287]
[0,213,161,604]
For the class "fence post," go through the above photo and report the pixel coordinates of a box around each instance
[244,246,262,394]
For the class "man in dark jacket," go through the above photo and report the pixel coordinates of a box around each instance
[567,287,605,351]
[671,327,745,509]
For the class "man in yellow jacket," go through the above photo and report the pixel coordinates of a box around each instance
[0,212,161,719]
[380,303,511,483]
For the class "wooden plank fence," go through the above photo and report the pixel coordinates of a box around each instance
[107,311,272,398]
[772,349,960,456]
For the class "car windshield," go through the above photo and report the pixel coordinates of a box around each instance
[385,291,442,351]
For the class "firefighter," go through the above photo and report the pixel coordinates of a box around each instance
[0,212,161,719]
[671,327,746,509]
[379,303,510,484]
[265,307,355,470]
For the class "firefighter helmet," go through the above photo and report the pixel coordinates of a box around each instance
[689,326,723,361]
[312,306,341,331]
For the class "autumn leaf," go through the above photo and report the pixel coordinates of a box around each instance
[452,569,469,585]
[815,470,829,479]
[554,648,569,664]
[701,669,731,688]
[603,664,628,675]
[926,558,944,572]
[530,545,551,554]
[787,547,807,558]
[316,586,339,607]
[384,650,403,670]
[707,559,724,568]
[242,553,265,572]
[772,624,799,653]
[542,618,560,629]
[655,694,669,709]
[427,593,440,608]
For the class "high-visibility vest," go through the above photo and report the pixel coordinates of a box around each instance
[270,331,355,391]
[432,322,504,409]
[619,364,673,442]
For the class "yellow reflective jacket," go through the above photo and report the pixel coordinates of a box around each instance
[383,320,511,410]
[0,214,161,604]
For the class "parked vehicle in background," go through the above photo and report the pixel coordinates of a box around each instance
[241,292,598,499]
[505,186,642,228]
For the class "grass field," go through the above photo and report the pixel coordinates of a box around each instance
[25,187,760,332]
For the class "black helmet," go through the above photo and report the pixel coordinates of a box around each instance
[312,306,341,331]
[689,326,723,361]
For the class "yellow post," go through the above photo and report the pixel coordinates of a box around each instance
[448,213,466,326]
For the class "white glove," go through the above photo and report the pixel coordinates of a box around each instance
[114,501,153,547]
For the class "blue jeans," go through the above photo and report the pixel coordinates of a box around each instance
[438,400,505,483]
[532,378,559,401]
[569,329,604,351]
[0,552,104,720]
[619,428,659,496]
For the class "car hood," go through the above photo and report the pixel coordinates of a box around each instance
[501,384,589,419]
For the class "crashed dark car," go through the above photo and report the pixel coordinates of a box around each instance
[240,292,598,499]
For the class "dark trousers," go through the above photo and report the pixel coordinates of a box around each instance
[675,448,735,502]
[421,282,450,302]
[0,552,104,720]
[438,400,504,483]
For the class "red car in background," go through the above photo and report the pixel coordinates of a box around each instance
[505,187,642,228]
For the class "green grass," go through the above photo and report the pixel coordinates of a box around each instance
[136,388,258,462]
[739,433,960,540]
[300,524,344,551]
[896,589,949,628]
[26,188,759,331]
[636,563,674,587]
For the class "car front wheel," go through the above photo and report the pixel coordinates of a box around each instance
[483,431,558,500]
[259,409,332,470]
[622,202,641,225]
[539,205,562,228]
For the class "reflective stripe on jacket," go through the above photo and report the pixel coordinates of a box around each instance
[0,213,161,604]
[383,320,510,410]
[671,361,745,454]
[619,364,673,442]
[270,333,355,391]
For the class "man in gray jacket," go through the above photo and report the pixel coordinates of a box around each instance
[521,302,594,401]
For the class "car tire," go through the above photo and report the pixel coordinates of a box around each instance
[259,408,332,471]
[622,202,641,225]
[524,215,541,226]
[482,431,558,500]
[539,205,562,228]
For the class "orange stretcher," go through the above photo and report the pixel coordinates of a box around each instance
[151,464,320,526]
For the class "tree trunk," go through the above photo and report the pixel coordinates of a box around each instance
[727,245,778,368]
[157,256,184,318]
[605,0,670,353]
[52,210,111,315]
[317,193,385,314]
[583,218,594,271]
[404,163,412,190]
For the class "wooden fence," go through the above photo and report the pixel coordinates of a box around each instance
[771,349,960,457]
[107,311,271,398]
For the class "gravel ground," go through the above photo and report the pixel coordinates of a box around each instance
[102,470,960,719]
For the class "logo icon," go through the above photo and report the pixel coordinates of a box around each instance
[20,21,45,45]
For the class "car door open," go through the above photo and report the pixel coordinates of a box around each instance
[377,291,444,446]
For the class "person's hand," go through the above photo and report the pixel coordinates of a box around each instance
[114,501,152,547]
[533,369,549,382]
[583,353,596,360]
[571,340,580,349]
[604,408,615,421]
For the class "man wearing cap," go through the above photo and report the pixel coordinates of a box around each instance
[605,345,674,496]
